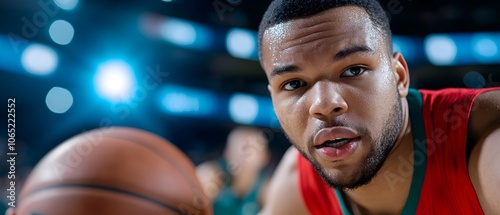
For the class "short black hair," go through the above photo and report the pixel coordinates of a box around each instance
[258,0,392,59]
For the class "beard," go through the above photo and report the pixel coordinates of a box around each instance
[291,89,403,190]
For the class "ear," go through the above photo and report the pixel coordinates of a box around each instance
[392,52,410,97]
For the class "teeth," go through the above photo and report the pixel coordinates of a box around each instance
[323,138,351,147]
[330,138,347,143]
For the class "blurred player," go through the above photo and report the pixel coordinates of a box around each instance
[197,126,270,215]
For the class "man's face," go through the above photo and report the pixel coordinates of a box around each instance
[225,128,269,169]
[261,6,404,189]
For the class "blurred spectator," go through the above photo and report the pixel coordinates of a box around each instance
[197,126,271,215]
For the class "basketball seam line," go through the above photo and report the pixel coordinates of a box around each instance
[28,183,185,215]
[107,133,200,188]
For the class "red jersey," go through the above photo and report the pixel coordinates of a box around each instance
[297,88,499,215]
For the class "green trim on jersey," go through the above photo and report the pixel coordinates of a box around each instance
[401,88,427,214]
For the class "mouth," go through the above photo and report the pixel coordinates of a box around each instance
[313,126,360,147]
[314,137,361,162]
[316,138,357,149]
[312,127,362,162]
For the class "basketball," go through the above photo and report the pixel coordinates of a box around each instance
[12,127,212,215]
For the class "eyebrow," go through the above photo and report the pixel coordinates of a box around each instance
[270,64,299,78]
[334,45,373,61]
[270,45,374,78]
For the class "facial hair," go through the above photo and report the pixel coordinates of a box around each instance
[292,89,403,190]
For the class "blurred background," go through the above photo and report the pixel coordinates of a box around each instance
[0,0,500,211]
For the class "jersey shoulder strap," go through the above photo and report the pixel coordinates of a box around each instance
[297,152,344,214]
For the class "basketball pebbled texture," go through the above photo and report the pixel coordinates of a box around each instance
[15,127,212,215]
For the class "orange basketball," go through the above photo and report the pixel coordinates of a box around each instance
[13,127,212,215]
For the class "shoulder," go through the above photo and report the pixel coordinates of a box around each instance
[469,89,500,141]
[259,147,310,215]
[468,89,500,214]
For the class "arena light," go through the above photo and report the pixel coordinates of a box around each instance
[159,18,213,50]
[0,34,23,73]
[226,28,258,60]
[424,34,457,66]
[392,36,421,64]
[95,60,136,102]
[157,84,279,126]
[228,93,280,127]
[161,19,196,46]
[49,20,75,45]
[472,33,500,63]
[474,38,497,57]
[21,43,58,75]
[54,0,79,10]
[160,85,217,117]
[228,93,259,124]
[46,87,74,114]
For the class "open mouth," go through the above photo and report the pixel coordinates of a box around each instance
[316,137,358,148]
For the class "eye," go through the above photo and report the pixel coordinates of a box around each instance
[282,80,306,91]
[341,66,366,77]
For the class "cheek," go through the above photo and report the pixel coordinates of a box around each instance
[339,69,388,114]
[372,72,398,108]
[274,96,309,143]
[356,72,397,132]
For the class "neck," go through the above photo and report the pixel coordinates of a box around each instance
[343,98,414,215]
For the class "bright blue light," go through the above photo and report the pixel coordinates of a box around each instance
[164,93,200,112]
[226,28,257,60]
[0,34,23,73]
[471,33,500,64]
[160,19,196,46]
[21,43,58,75]
[159,18,213,50]
[393,40,402,53]
[229,93,259,124]
[46,87,74,114]
[392,36,421,64]
[49,20,75,45]
[474,38,497,57]
[54,0,79,10]
[157,84,278,126]
[95,60,135,102]
[424,35,457,66]
[160,85,217,117]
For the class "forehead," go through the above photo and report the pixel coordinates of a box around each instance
[261,6,383,73]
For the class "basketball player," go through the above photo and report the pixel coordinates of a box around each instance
[197,126,270,215]
[257,0,500,214]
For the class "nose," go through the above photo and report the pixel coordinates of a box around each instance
[308,81,348,120]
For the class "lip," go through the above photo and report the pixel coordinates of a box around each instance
[313,127,360,147]
[315,138,360,162]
